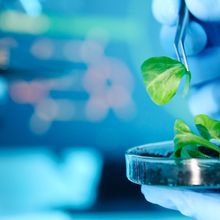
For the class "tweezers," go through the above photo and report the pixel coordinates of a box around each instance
[174,1,190,71]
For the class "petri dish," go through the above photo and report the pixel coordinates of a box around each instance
[126,141,220,188]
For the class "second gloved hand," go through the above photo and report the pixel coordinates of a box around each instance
[142,185,220,220]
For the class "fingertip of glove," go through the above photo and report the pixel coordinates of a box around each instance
[184,21,207,56]
[160,21,207,56]
[152,0,181,26]
[185,0,220,22]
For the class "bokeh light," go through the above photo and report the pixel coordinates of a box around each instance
[63,40,84,62]
[10,80,48,104]
[0,147,102,213]
[0,77,8,103]
[80,40,104,64]
[62,148,103,209]
[19,0,42,16]
[0,11,50,34]
[83,57,136,121]
[31,38,54,60]
[30,113,51,135]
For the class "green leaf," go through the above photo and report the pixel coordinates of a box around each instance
[174,133,220,154]
[174,119,192,134]
[180,145,210,159]
[173,118,220,159]
[183,71,191,96]
[194,114,220,141]
[141,56,191,105]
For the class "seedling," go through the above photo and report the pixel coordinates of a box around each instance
[141,56,220,158]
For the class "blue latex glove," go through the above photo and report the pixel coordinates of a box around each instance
[142,185,220,220]
[152,0,220,118]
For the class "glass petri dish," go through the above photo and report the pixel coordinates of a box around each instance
[126,141,220,188]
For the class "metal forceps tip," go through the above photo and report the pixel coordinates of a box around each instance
[174,2,189,71]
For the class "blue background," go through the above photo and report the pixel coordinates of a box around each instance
[0,0,193,219]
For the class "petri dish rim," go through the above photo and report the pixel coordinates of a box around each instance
[126,140,220,163]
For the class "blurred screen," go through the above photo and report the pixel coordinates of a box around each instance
[0,0,192,219]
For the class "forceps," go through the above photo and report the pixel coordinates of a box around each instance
[174,1,190,71]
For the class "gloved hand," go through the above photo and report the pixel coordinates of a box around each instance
[152,0,220,118]
[141,185,220,220]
